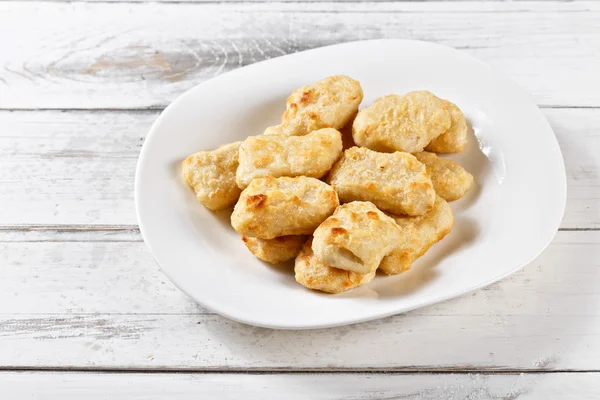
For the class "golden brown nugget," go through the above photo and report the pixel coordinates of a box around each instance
[295,239,376,294]
[413,151,474,202]
[380,196,454,275]
[231,176,339,239]
[265,75,363,136]
[425,100,468,153]
[242,235,307,264]
[328,147,435,216]
[352,91,451,153]
[312,202,401,274]
[182,142,242,211]
[236,128,343,188]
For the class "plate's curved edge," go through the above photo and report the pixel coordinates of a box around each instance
[134,38,568,330]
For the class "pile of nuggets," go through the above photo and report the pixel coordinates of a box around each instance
[182,75,474,294]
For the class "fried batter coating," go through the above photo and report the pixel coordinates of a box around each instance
[413,151,474,202]
[236,128,343,188]
[265,75,363,136]
[352,91,451,153]
[295,239,375,294]
[312,202,401,274]
[231,176,339,239]
[242,235,307,264]
[328,147,435,216]
[380,196,454,275]
[425,100,468,153]
[182,141,242,211]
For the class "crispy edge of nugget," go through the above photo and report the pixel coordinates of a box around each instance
[425,100,468,153]
[236,128,343,189]
[312,201,401,274]
[295,239,375,294]
[327,147,436,216]
[263,125,285,136]
[242,235,307,264]
[379,196,454,275]
[231,176,339,239]
[181,141,242,211]
[413,151,474,202]
[352,91,451,153]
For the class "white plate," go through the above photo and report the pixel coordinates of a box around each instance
[135,39,566,329]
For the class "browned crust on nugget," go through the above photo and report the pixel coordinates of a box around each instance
[295,239,375,294]
[242,235,307,264]
[231,176,339,239]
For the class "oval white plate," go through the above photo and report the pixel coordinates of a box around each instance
[135,39,566,329]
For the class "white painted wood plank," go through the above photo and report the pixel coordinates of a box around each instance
[1,108,597,228]
[1,231,599,370]
[0,230,596,317]
[2,372,600,400]
[1,313,599,370]
[0,2,598,108]
[0,111,146,226]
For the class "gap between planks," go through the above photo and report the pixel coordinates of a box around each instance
[0,0,585,3]
[1,105,599,112]
[0,225,140,231]
[0,1,591,8]
[1,367,600,374]
[0,225,596,232]
[0,226,595,245]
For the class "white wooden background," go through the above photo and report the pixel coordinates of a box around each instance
[1,1,599,398]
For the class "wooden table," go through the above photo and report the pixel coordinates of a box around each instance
[1,1,599,398]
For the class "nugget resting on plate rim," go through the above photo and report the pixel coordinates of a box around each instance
[231,176,339,239]
[182,141,242,211]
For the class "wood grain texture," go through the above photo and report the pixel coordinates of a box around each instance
[6,311,598,370]
[0,2,598,109]
[2,372,600,400]
[0,230,596,316]
[1,108,597,228]
[1,231,599,370]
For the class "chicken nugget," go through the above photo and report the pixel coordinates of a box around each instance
[295,239,375,294]
[231,176,339,239]
[182,141,242,211]
[425,100,468,153]
[352,91,451,153]
[312,202,401,274]
[328,147,435,216]
[265,75,363,136]
[380,196,454,275]
[413,151,474,202]
[242,235,307,264]
[236,128,343,189]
